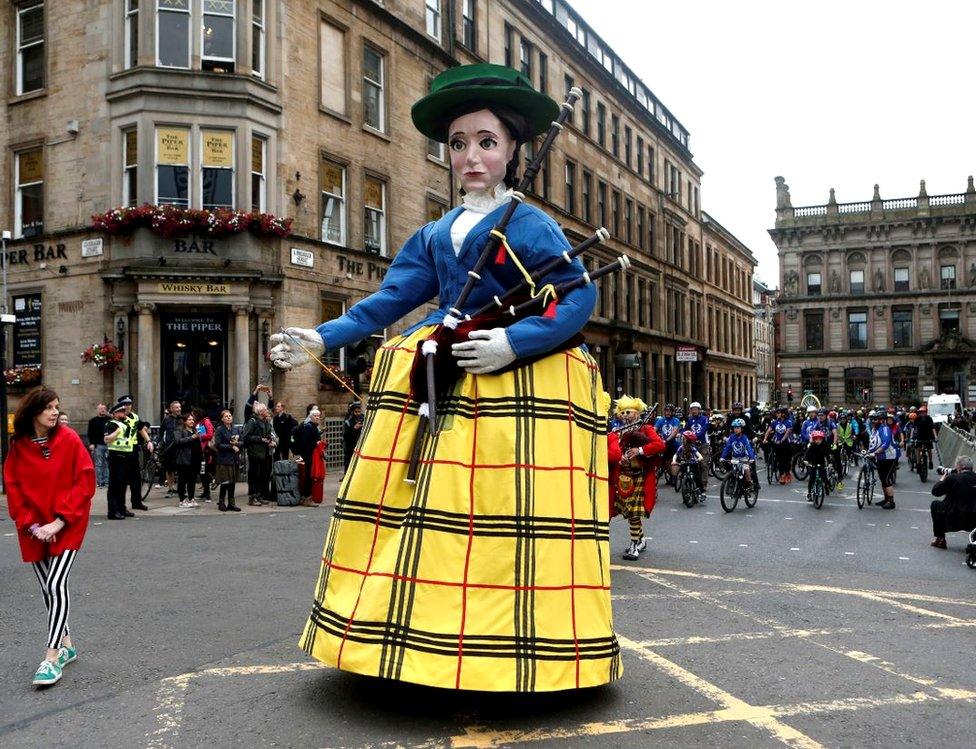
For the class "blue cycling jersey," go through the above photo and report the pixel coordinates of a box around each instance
[721,433,756,461]
[655,416,681,441]
[685,414,709,441]
[770,418,793,443]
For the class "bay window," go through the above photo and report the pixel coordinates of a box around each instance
[251,0,265,78]
[155,127,190,207]
[125,0,139,69]
[201,130,234,209]
[202,0,235,73]
[156,0,190,68]
[123,129,138,207]
[250,135,266,212]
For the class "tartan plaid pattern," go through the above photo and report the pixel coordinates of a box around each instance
[301,326,621,691]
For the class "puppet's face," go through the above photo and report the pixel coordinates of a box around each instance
[619,408,639,423]
[448,109,516,194]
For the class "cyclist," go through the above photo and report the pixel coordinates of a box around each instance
[763,406,794,485]
[803,429,831,502]
[799,405,819,445]
[720,418,756,488]
[914,406,936,470]
[722,402,754,440]
[654,404,682,485]
[867,409,898,509]
[904,411,918,471]
[684,402,711,488]
[836,411,857,475]
[670,430,706,501]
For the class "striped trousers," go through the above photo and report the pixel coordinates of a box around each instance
[31,551,77,650]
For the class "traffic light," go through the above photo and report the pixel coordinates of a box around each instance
[787,387,794,403]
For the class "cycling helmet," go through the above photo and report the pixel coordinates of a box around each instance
[811,430,825,440]
[869,410,884,420]
[838,411,849,419]
[682,430,698,443]
[818,407,828,415]
[732,418,746,428]
[806,405,817,414]
[828,410,838,419]
[674,410,684,419]
[664,403,674,411]
[690,401,702,409]
[732,401,743,410]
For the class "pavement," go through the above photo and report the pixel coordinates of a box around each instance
[1,460,974,748]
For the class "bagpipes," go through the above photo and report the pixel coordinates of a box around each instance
[404,86,631,483]
[614,402,659,451]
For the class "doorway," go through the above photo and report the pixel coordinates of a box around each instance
[161,312,228,414]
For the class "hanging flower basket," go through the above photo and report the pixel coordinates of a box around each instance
[90,204,293,239]
[81,340,124,372]
[4,365,42,386]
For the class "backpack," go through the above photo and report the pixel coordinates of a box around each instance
[272,460,301,506]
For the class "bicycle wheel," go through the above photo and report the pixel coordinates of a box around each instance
[682,482,697,508]
[744,481,758,508]
[712,455,729,481]
[918,454,928,483]
[766,459,776,485]
[813,478,824,509]
[839,450,849,478]
[720,476,738,513]
[855,467,867,509]
[140,453,157,501]
[792,454,809,481]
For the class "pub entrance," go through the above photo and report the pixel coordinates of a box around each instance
[160,312,228,413]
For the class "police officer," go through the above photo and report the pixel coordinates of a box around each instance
[118,395,152,511]
[104,401,134,519]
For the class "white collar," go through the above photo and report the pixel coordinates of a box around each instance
[461,184,513,214]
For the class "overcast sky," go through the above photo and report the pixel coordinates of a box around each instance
[564,0,976,286]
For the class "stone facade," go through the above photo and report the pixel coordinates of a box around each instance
[0,0,748,426]
[753,279,776,405]
[770,176,976,408]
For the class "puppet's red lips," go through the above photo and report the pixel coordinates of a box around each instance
[464,171,484,177]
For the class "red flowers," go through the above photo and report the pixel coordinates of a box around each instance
[81,340,124,372]
[91,204,293,240]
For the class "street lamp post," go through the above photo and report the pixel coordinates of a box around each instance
[0,230,14,488]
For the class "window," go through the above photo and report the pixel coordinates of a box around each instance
[892,308,912,349]
[426,195,447,223]
[939,304,960,334]
[157,0,190,68]
[123,129,138,207]
[320,159,346,245]
[250,135,266,212]
[519,39,532,78]
[849,269,864,294]
[804,311,823,351]
[693,186,699,217]
[503,23,512,67]
[636,136,644,176]
[648,212,655,255]
[363,46,385,131]
[124,0,139,69]
[648,145,655,185]
[321,299,347,372]
[844,368,873,404]
[425,75,444,161]
[564,74,574,124]
[848,310,868,349]
[611,114,620,157]
[461,0,476,51]
[538,52,547,94]
[201,130,234,210]
[364,175,386,255]
[425,0,441,40]
[624,125,632,167]
[596,102,606,147]
[889,366,919,404]
[806,271,821,296]
[638,278,646,327]
[14,148,44,239]
[17,2,45,94]
[940,264,956,290]
[202,0,235,72]
[597,180,607,228]
[580,88,590,137]
[320,20,346,115]
[894,266,909,292]
[624,198,632,244]
[636,205,644,250]
[801,368,830,405]
[155,127,190,207]
[251,0,265,78]
[581,170,592,224]
[611,190,620,237]
[564,160,576,215]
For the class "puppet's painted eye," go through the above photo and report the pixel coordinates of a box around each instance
[449,139,465,151]
[479,137,498,150]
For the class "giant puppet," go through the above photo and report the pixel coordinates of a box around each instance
[269,64,629,692]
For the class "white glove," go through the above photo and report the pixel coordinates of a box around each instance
[268,327,326,371]
[451,328,516,375]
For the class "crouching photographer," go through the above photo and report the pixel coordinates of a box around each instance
[929,455,976,549]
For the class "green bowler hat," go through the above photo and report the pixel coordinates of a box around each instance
[411,63,559,144]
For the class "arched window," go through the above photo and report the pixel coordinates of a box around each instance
[889,366,919,405]
[803,254,823,296]
[844,367,873,404]
[846,251,866,294]
[801,368,829,404]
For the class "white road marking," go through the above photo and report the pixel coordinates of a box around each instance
[845,552,855,556]
[690,540,699,544]
[899,557,910,561]
[790,547,800,551]
[739,544,748,547]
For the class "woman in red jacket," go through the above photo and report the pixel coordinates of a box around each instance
[608,395,665,561]
[4,387,96,687]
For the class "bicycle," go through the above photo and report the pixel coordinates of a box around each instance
[804,461,826,509]
[674,460,704,508]
[138,444,161,501]
[709,436,730,480]
[914,441,932,483]
[719,458,758,513]
[792,448,809,482]
[765,448,780,485]
[855,451,877,509]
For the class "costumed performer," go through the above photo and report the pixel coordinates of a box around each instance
[607,396,665,561]
[268,63,620,692]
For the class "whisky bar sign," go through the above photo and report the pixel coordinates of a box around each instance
[157,282,230,295]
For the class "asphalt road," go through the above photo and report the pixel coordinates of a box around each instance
[1,460,974,749]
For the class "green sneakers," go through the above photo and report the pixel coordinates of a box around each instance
[57,645,77,668]
[32,660,62,687]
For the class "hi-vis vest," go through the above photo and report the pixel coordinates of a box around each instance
[107,412,139,453]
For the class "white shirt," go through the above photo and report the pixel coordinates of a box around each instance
[450,184,514,256]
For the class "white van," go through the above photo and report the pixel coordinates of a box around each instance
[927,393,963,425]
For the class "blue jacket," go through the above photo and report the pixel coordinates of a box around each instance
[769,417,793,443]
[721,433,756,461]
[655,416,681,443]
[685,414,709,442]
[316,202,596,359]
[799,418,819,443]
[868,424,897,460]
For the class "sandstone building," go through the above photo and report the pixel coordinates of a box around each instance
[0,0,754,432]
[753,279,776,405]
[770,177,976,407]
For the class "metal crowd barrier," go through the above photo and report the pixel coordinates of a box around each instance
[936,424,976,469]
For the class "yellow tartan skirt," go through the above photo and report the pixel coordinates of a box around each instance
[300,326,621,691]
